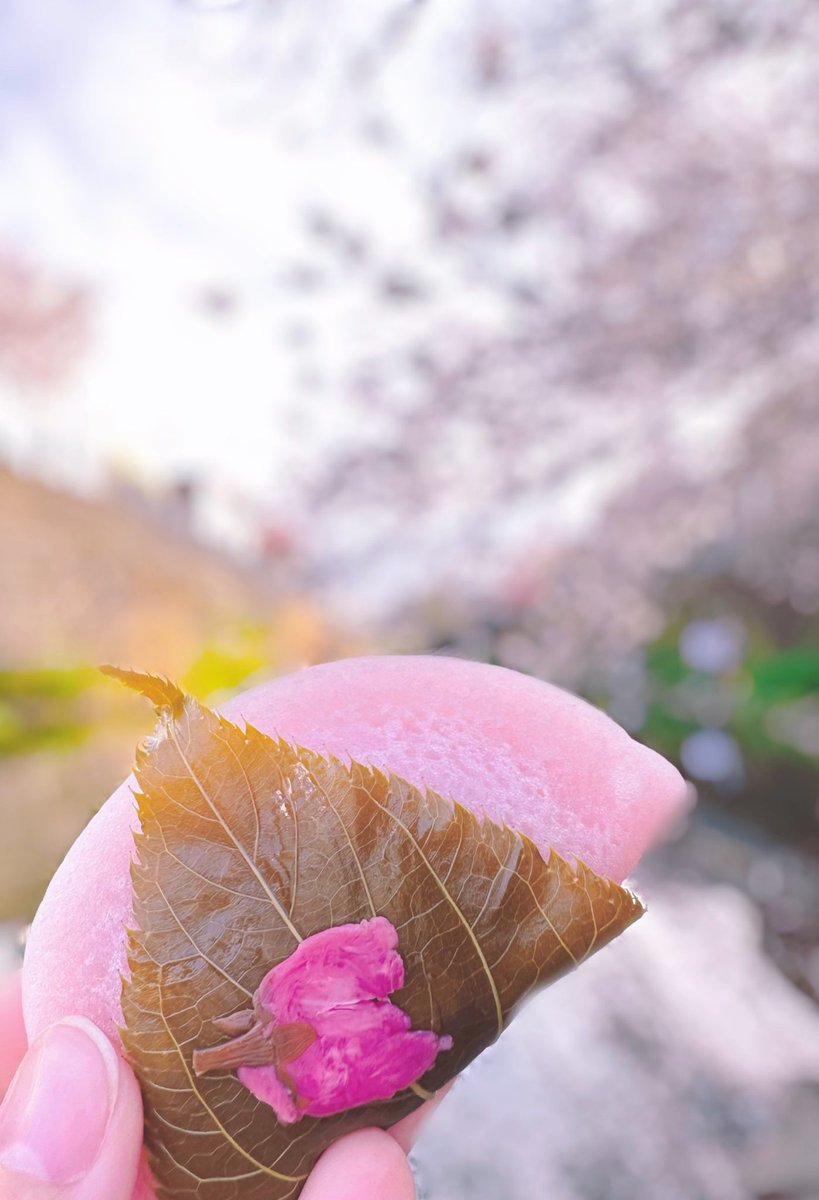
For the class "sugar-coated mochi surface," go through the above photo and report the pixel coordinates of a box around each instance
[23,655,687,1047]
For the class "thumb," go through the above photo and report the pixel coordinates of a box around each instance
[0,1018,143,1200]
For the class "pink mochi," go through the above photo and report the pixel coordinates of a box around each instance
[23,653,687,1060]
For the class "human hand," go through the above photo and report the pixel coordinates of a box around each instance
[0,971,433,1200]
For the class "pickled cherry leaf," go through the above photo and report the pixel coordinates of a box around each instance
[108,666,645,1200]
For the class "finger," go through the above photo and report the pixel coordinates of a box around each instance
[389,1083,454,1154]
[0,1017,143,1200]
[0,974,27,1099]
[300,1128,416,1200]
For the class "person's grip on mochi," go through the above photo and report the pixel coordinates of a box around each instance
[0,656,688,1200]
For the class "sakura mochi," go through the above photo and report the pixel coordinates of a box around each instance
[21,655,687,1200]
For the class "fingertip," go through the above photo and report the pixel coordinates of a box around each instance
[110,1050,144,1144]
[301,1128,416,1200]
[0,974,26,1099]
[70,1047,143,1200]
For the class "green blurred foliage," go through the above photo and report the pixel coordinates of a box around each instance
[589,602,819,851]
[0,666,98,756]
[180,625,270,703]
[0,633,272,762]
[641,639,819,766]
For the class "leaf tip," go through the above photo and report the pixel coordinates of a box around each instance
[100,664,186,716]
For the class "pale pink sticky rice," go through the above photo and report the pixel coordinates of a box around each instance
[22,656,687,1198]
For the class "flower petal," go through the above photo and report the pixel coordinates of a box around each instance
[236,918,451,1124]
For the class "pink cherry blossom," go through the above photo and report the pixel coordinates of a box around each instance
[193,916,452,1124]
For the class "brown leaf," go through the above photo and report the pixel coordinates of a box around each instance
[115,667,644,1200]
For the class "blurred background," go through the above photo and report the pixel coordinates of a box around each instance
[2,2,819,1197]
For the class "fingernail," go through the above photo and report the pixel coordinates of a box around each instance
[0,1018,119,1184]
